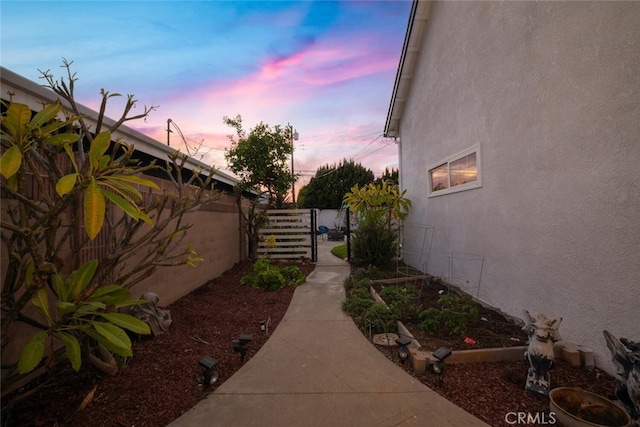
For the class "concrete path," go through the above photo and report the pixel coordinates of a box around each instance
[170,240,490,427]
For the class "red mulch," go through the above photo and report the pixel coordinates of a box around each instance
[370,277,622,427]
[2,260,315,427]
[3,262,624,427]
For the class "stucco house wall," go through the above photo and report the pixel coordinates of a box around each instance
[389,1,639,372]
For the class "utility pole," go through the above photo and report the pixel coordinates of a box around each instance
[167,118,172,146]
[290,124,299,204]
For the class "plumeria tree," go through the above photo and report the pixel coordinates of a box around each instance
[0,61,219,387]
[343,180,411,267]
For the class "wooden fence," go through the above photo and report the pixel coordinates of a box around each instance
[257,209,317,261]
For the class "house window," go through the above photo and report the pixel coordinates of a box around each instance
[428,145,481,196]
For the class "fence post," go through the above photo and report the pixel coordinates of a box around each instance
[346,207,351,262]
[311,209,317,262]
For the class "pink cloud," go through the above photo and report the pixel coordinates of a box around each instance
[125,32,400,181]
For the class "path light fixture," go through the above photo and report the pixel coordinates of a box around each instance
[260,320,266,331]
[396,336,412,364]
[199,356,219,387]
[232,334,253,363]
[431,346,452,374]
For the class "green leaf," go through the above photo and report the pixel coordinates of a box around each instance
[113,299,148,308]
[90,322,132,357]
[88,285,131,305]
[51,271,69,301]
[99,313,150,335]
[84,179,105,240]
[40,117,77,135]
[68,260,98,298]
[18,331,48,374]
[101,179,142,202]
[31,287,53,326]
[109,174,160,190]
[102,189,139,220]
[138,210,153,226]
[55,173,78,197]
[74,301,106,315]
[0,145,22,179]
[97,154,110,170]
[90,131,111,165]
[84,328,126,357]
[59,332,81,371]
[29,101,61,129]
[4,103,31,138]
[24,258,35,288]
[62,143,79,174]
[44,133,81,146]
[56,301,77,317]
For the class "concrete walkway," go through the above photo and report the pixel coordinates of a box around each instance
[170,240,490,427]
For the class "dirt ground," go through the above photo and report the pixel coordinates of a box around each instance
[2,260,315,427]
[370,276,622,427]
[3,260,623,427]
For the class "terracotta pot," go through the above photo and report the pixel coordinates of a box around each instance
[549,387,631,427]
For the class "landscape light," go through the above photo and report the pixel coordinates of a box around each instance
[431,346,452,374]
[232,334,253,363]
[259,320,266,331]
[396,336,412,363]
[199,356,219,387]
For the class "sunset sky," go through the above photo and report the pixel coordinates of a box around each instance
[1,0,410,188]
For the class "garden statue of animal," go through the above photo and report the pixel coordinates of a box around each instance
[522,310,562,398]
[603,330,640,427]
[129,292,172,336]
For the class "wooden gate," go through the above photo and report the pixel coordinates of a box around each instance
[258,209,317,261]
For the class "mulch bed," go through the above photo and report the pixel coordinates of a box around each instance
[4,261,625,427]
[377,344,621,427]
[2,259,315,427]
[369,276,623,427]
[372,275,529,351]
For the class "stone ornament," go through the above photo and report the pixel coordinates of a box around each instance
[129,292,173,336]
[522,310,562,398]
[603,330,640,426]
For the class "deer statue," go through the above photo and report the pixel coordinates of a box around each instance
[522,310,562,398]
[603,330,640,427]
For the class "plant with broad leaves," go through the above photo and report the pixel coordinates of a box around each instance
[1,61,219,389]
[343,180,411,229]
[18,260,150,374]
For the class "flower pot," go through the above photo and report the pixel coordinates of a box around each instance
[549,387,631,427]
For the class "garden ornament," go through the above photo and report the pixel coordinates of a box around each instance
[129,292,173,336]
[522,310,562,398]
[603,330,640,426]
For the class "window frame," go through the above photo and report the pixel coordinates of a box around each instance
[427,144,482,197]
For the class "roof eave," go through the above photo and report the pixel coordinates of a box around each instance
[0,66,240,189]
[384,0,433,139]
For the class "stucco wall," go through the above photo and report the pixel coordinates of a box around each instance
[130,193,244,305]
[399,1,640,372]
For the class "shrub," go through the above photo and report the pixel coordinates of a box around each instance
[241,259,306,291]
[361,303,399,334]
[351,221,397,268]
[418,292,479,335]
[280,265,306,286]
[379,285,420,321]
[342,297,374,317]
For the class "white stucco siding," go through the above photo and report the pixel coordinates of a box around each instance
[398,1,640,372]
